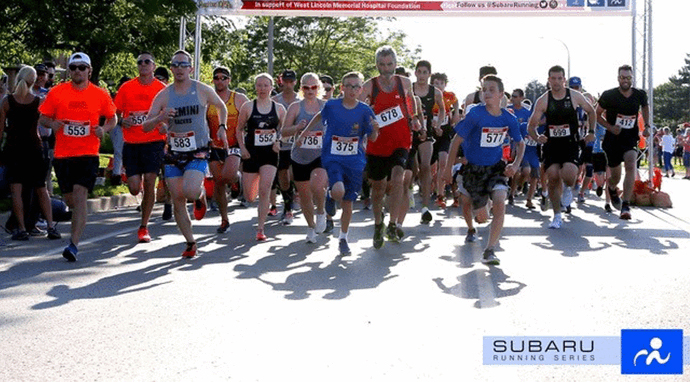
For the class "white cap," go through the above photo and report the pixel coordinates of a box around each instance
[68,52,91,66]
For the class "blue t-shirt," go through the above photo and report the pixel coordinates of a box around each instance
[454,105,522,166]
[592,123,606,154]
[321,99,374,167]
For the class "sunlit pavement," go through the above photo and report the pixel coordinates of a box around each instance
[2,173,690,381]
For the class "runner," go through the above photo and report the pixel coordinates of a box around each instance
[153,67,174,221]
[359,46,417,249]
[283,73,327,242]
[38,52,117,261]
[320,74,337,233]
[462,65,508,111]
[206,66,249,233]
[296,72,379,254]
[413,60,445,224]
[567,76,598,204]
[506,89,536,208]
[0,66,60,241]
[272,69,301,225]
[113,52,167,243]
[143,50,228,257]
[527,65,596,229]
[430,72,460,209]
[596,64,651,220]
[236,73,287,241]
[443,74,525,265]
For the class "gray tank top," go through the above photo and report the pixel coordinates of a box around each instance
[167,81,209,152]
[290,99,325,165]
[274,92,302,150]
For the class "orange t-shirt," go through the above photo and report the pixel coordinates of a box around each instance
[113,77,167,144]
[39,82,117,158]
[207,91,240,148]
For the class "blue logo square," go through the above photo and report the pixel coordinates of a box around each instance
[567,0,585,6]
[587,0,605,6]
[621,329,683,375]
[607,0,626,7]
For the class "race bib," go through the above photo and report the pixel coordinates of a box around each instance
[615,114,636,130]
[228,147,241,156]
[302,131,323,149]
[375,105,404,128]
[480,127,507,148]
[254,129,276,146]
[170,131,197,152]
[433,114,449,127]
[63,120,90,137]
[548,124,571,138]
[280,134,295,145]
[330,136,359,156]
[524,135,538,147]
[129,111,147,127]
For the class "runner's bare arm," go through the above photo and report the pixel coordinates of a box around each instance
[281,102,304,137]
[143,88,173,132]
[358,79,373,103]
[294,112,322,148]
[433,87,446,134]
[443,135,464,183]
[641,103,651,136]
[236,101,252,159]
[369,116,380,142]
[0,98,8,144]
[203,83,229,147]
[527,94,548,143]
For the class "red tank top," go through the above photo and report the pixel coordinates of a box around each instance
[366,76,412,157]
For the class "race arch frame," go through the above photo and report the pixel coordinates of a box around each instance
[182,0,654,139]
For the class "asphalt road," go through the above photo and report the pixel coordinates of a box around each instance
[2,174,690,381]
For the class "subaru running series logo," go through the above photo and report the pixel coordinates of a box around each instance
[621,329,683,375]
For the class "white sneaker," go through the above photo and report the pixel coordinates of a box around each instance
[549,214,563,229]
[561,186,573,207]
[306,228,317,243]
[315,213,327,234]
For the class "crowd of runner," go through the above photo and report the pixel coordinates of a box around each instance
[2,45,688,265]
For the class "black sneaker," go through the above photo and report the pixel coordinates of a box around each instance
[608,187,622,210]
[620,203,631,220]
[338,239,351,255]
[465,228,477,243]
[62,243,78,262]
[47,226,61,240]
[596,186,603,197]
[162,203,173,220]
[508,193,514,205]
[373,223,385,249]
[396,226,404,241]
[604,203,613,213]
[386,223,399,242]
[324,219,334,233]
[421,209,433,224]
[217,220,230,233]
[482,248,500,265]
[29,227,46,236]
[11,230,30,241]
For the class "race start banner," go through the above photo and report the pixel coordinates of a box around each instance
[197,0,632,17]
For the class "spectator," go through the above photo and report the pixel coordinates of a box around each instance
[682,127,690,179]
[660,127,676,177]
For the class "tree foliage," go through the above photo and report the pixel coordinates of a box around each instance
[524,80,547,105]
[653,53,690,130]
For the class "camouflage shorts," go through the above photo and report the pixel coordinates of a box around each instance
[462,161,509,209]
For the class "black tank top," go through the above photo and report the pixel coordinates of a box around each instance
[472,90,481,105]
[245,100,280,150]
[418,85,435,131]
[544,89,579,143]
[6,94,42,152]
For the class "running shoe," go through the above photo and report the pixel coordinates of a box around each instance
[306,228,317,243]
[338,238,351,255]
[396,225,404,241]
[193,198,207,220]
[561,186,573,207]
[363,197,371,210]
[596,186,603,197]
[182,242,197,258]
[373,223,385,249]
[465,228,477,243]
[386,223,399,242]
[239,197,250,208]
[281,210,294,225]
[436,196,446,209]
[324,219,334,233]
[604,203,613,213]
[216,220,230,233]
[29,226,46,236]
[230,181,241,199]
[525,200,535,209]
[11,230,30,241]
[162,203,173,220]
[409,192,415,208]
[137,226,151,243]
[508,193,514,205]
[62,242,78,262]
[451,197,460,208]
[608,187,622,210]
[620,203,631,220]
[325,195,336,217]
[268,205,278,216]
[549,214,563,229]
[577,193,585,203]
[315,213,327,234]
[540,194,549,212]
[47,226,61,240]
[421,208,433,224]
[482,248,500,265]
[256,230,267,241]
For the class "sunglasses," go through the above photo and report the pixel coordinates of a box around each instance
[137,59,154,65]
[170,61,192,68]
[69,64,89,71]
[619,75,633,80]
[48,73,54,79]
[324,87,333,92]
[343,84,362,89]
[213,75,229,81]
[511,94,520,98]
[301,85,318,91]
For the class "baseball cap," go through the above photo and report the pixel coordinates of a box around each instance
[34,63,47,73]
[213,66,230,77]
[154,67,169,81]
[319,75,333,86]
[569,76,582,88]
[281,69,297,81]
[68,52,91,66]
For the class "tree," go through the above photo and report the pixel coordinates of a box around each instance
[524,80,547,105]
[2,0,198,83]
[653,53,690,130]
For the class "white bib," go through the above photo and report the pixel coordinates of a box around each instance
[548,124,571,138]
[375,105,404,128]
[433,114,449,127]
[170,131,197,152]
[228,147,241,156]
[524,135,538,147]
[129,111,147,127]
[280,134,295,145]
[301,131,323,150]
[330,136,359,156]
[480,127,507,148]
[254,129,276,146]
[63,120,91,137]
[615,114,636,130]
